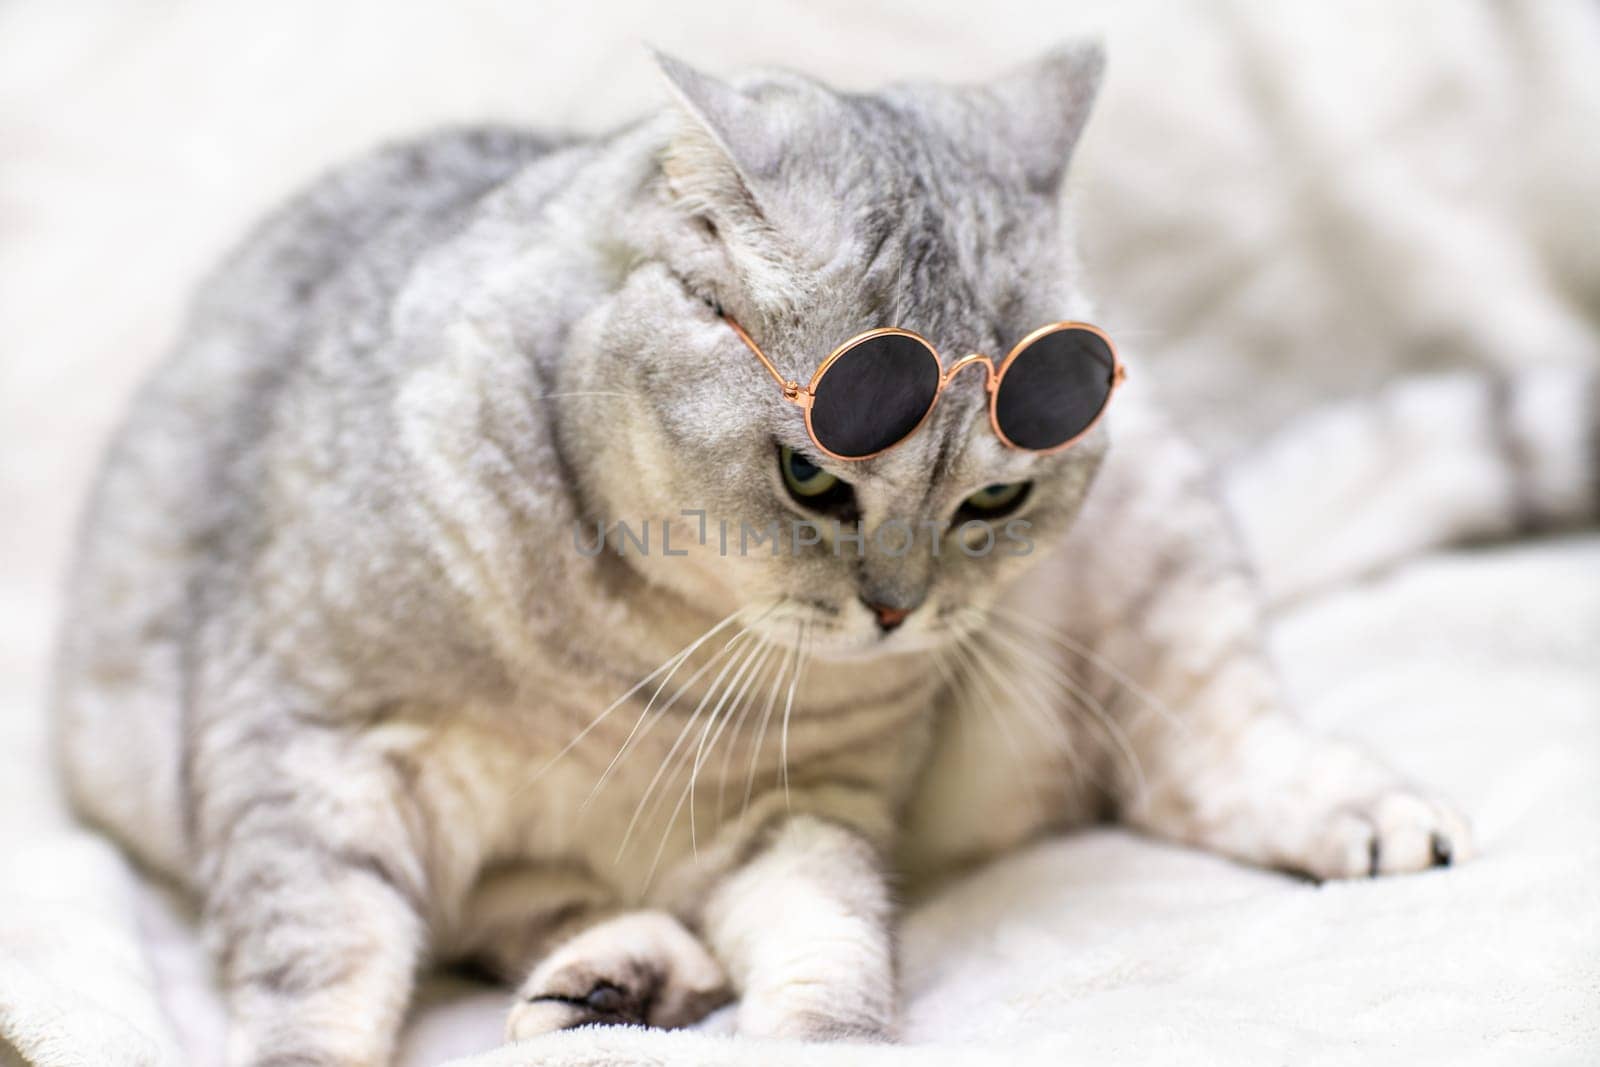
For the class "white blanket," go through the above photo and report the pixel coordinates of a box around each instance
[2,2,1596,1064]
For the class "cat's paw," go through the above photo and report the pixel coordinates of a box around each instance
[506,911,729,1040]
[1304,788,1473,880]
[736,990,896,1043]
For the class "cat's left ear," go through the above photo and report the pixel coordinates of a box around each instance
[987,41,1106,193]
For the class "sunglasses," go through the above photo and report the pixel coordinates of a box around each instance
[724,315,1125,461]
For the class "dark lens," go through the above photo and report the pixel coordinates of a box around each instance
[993,327,1115,451]
[809,333,941,459]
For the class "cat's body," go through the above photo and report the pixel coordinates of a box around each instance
[55,47,1592,1067]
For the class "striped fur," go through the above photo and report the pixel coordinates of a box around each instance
[49,46,1597,1067]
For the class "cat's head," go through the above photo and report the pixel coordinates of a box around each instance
[578,45,1108,657]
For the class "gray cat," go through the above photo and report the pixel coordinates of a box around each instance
[56,45,1590,1066]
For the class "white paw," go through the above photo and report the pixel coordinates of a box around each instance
[506,911,729,1040]
[736,983,896,1043]
[1306,788,1473,880]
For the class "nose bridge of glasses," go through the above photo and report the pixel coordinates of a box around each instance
[942,352,998,391]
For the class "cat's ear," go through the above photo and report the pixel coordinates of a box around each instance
[651,49,784,220]
[988,41,1106,193]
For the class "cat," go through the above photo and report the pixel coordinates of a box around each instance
[51,43,1595,1066]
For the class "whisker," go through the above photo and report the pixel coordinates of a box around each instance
[947,633,1031,781]
[716,638,782,825]
[583,611,755,811]
[928,642,962,739]
[955,612,1069,749]
[688,634,772,854]
[989,606,1189,739]
[636,608,790,862]
[967,617,1111,795]
[520,606,746,799]
[641,787,691,893]
[526,390,635,401]
[778,621,812,811]
[638,632,779,892]
[985,624,1150,805]
[742,619,802,824]
[615,616,770,862]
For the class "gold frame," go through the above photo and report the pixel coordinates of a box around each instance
[724,315,1126,461]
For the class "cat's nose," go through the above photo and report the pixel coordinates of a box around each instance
[861,598,913,633]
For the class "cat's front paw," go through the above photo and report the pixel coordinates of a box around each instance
[506,911,729,1040]
[735,988,896,1043]
[1304,788,1473,880]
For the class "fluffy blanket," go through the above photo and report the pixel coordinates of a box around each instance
[2,2,1596,1065]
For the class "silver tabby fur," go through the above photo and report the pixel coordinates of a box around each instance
[54,46,1491,1065]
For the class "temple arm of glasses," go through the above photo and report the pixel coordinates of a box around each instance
[723,315,807,403]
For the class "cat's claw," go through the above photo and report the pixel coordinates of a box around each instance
[1306,788,1473,881]
[506,911,729,1040]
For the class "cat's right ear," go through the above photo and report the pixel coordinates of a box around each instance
[650,49,784,225]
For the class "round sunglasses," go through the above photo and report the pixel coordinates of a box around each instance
[724,315,1126,461]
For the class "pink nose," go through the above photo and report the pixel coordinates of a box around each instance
[863,601,911,632]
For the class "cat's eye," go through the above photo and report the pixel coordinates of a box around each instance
[960,481,1032,517]
[780,445,840,498]
[778,446,858,518]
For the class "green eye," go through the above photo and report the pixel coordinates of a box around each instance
[962,481,1031,514]
[780,445,841,499]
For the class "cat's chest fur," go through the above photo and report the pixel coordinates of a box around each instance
[365,641,942,910]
